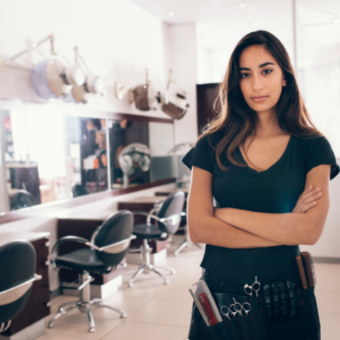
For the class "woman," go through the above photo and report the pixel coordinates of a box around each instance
[182,30,339,340]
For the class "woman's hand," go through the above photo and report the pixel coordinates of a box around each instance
[293,185,323,213]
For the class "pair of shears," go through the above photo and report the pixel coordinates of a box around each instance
[244,276,261,297]
[220,298,251,319]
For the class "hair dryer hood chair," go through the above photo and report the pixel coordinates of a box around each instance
[118,143,151,188]
[115,68,161,111]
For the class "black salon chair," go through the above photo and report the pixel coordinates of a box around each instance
[127,191,185,287]
[0,240,41,333]
[48,210,135,333]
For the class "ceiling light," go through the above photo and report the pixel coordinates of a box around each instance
[255,22,260,26]
[240,3,245,7]
[169,11,174,16]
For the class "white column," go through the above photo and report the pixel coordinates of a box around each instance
[0,110,10,212]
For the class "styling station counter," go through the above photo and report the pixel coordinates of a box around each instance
[0,231,50,340]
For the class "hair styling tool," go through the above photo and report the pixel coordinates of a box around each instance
[286,280,296,318]
[296,255,308,289]
[271,283,280,317]
[301,251,316,288]
[278,282,288,316]
[189,288,210,326]
[263,284,273,319]
[190,280,223,326]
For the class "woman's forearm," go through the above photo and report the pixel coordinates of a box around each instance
[188,215,283,249]
[215,208,308,245]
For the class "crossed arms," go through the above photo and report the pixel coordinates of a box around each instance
[187,164,331,248]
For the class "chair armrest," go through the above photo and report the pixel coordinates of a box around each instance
[50,235,137,268]
[0,273,42,306]
[50,236,90,269]
[132,211,182,226]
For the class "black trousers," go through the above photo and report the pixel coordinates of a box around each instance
[188,268,321,340]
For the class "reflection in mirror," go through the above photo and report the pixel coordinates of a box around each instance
[3,108,69,210]
[67,117,108,196]
[109,119,175,189]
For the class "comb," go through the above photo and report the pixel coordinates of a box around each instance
[296,256,308,289]
[301,251,316,288]
[190,280,222,326]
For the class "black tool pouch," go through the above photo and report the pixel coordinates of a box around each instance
[258,286,321,340]
[203,292,268,340]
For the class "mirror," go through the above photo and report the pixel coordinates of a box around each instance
[0,104,175,213]
[109,118,175,190]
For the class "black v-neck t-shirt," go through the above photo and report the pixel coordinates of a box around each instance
[181,132,339,281]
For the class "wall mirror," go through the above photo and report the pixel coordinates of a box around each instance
[0,104,175,214]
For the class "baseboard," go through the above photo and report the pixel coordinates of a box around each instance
[61,274,123,299]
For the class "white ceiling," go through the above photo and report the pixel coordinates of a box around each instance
[131,0,340,25]
[130,0,340,49]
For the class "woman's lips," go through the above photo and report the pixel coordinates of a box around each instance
[251,96,269,102]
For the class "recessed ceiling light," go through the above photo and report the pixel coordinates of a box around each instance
[169,11,174,16]
[240,3,245,7]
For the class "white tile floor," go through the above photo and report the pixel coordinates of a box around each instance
[38,237,340,340]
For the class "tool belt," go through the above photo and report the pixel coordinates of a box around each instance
[195,252,319,340]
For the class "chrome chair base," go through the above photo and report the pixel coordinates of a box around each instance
[127,239,176,287]
[48,273,126,333]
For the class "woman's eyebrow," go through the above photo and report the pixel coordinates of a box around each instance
[238,62,275,71]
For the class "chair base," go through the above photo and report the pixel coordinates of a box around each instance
[48,272,126,333]
[127,263,176,287]
[174,225,204,257]
[48,298,127,333]
[127,239,176,287]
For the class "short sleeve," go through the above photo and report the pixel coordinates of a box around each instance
[181,135,215,174]
[304,136,340,180]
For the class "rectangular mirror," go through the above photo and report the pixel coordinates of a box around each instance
[109,118,175,190]
[0,104,175,214]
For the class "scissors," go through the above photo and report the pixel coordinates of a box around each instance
[221,298,251,319]
[244,276,261,297]
[220,305,232,320]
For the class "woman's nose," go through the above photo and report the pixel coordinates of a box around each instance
[252,75,264,91]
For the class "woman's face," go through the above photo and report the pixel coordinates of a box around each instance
[238,45,286,114]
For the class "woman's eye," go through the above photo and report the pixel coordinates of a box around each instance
[263,69,273,75]
[240,73,249,78]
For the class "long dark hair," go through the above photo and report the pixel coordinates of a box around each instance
[199,30,322,171]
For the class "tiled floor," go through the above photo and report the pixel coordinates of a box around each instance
[38,237,340,340]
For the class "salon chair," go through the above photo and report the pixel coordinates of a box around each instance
[48,210,135,333]
[127,191,185,287]
[0,240,41,333]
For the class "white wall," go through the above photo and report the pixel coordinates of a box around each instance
[0,0,169,119]
[162,23,198,148]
